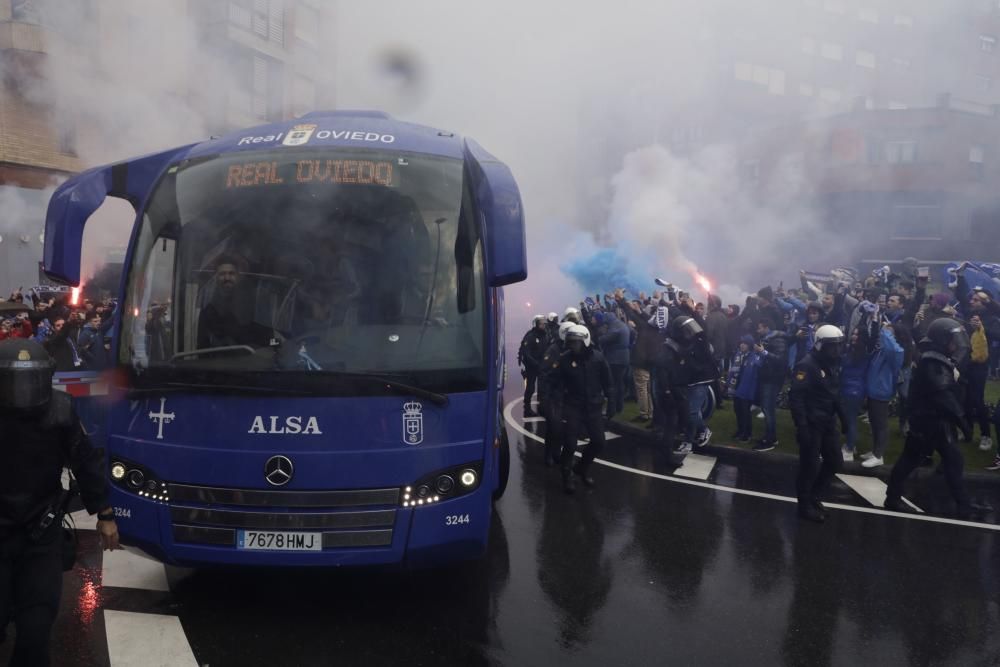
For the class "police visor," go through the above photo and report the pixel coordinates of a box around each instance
[0,340,56,410]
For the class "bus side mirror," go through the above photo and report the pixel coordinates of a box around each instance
[464,140,527,287]
[43,144,195,286]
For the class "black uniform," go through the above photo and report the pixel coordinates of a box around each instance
[788,350,842,517]
[518,326,548,414]
[886,350,971,515]
[0,393,108,666]
[550,346,613,489]
[652,338,688,447]
[538,340,566,465]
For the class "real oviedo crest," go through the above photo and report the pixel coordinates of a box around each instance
[403,401,424,445]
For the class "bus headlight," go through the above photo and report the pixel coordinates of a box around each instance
[435,475,455,494]
[110,463,126,481]
[403,462,481,507]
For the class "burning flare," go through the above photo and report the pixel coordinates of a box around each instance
[694,273,712,293]
[70,286,80,306]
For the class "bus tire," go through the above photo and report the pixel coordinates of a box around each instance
[493,427,510,501]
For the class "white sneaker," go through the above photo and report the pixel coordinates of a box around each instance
[757,412,765,419]
[859,452,874,461]
[861,456,884,468]
[675,442,693,455]
[841,447,854,462]
[979,436,993,452]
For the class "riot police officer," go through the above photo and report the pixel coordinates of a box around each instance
[518,315,548,417]
[886,318,976,518]
[788,324,844,523]
[551,325,613,493]
[0,339,118,667]
[538,321,575,466]
[668,314,719,453]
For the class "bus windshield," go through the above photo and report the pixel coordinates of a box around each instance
[119,148,486,393]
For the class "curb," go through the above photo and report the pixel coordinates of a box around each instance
[607,417,1000,487]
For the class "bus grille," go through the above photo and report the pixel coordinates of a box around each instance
[167,483,399,550]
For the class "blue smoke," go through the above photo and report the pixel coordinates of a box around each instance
[561,248,656,296]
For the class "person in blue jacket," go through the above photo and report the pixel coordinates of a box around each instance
[839,327,870,461]
[859,323,904,468]
[727,335,762,443]
[595,311,631,420]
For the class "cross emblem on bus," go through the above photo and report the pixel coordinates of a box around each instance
[148,397,175,440]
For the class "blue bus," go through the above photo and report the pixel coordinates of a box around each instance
[43,110,526,567]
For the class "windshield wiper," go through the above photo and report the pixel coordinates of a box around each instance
[331,372,450,407]
[170,346,256,363]
[126,382,312,398]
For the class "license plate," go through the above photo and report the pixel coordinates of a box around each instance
[237,530,322,551]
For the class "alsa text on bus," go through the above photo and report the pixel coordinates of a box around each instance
[248,416,323,435]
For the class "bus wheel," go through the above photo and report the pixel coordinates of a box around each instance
[493,427,510,501]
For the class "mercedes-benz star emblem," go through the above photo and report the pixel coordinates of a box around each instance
[264,455,294,487]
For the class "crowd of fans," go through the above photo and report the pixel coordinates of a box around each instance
[0,288,116,372]
[521,261,1000,472]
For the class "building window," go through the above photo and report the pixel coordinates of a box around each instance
[971,146,986,163]
[57,125,77,157]
[976,74,992,91]
[885,140,917,164]
[296,4,319,44]
[801,37,817,55]
[735,63,785,94]
[252,55,268,119]
[821,43,843,60]
[893,15,914,27]
[856,50,877,68]
[858,7,879,23]
[892,205,942,240]
[799,84,815,96]
[820,88,842,103]
[231,0,284,46]
[981,35,997,53]
[292,75,316,116]
[11,0,43,24]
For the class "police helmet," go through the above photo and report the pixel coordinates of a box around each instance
[557,321,575,341]
[0,339,55,411]
[562,307,581,323]
[565,324,591,348]
[813,325,844,351]
[532,314,546,327]
[669,315,703,343]
[547,312,558,323]
[921,317,970,363]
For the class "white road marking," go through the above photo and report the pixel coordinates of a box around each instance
[101,546,171,592]
[504,398,999,532]
[836,473,923,512]
[675,453,717,481]
[104,610,198,667]
[522,416,546,423]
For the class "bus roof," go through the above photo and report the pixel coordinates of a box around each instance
[184,110,466,161]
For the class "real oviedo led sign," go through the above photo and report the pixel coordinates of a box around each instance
[236,124,396,148]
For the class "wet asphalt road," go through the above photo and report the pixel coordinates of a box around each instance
[6,384,1000,666]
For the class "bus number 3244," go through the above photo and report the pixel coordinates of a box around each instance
[445,514,470,526]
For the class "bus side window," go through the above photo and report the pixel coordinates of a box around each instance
[144,237,176,363]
